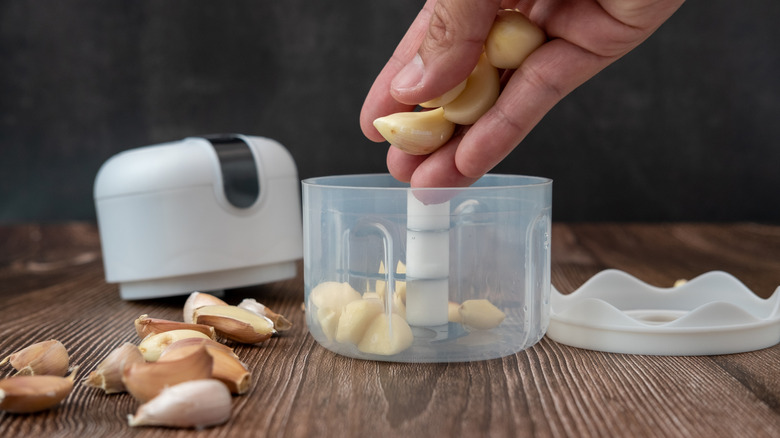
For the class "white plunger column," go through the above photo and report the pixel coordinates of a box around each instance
[405,191,450,327]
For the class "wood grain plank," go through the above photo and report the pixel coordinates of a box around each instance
[1,223,779,438]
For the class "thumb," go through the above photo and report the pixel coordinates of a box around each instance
[390,0,502,105]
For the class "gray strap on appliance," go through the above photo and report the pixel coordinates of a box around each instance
[203,134,260,209]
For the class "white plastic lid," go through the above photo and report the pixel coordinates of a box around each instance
[547,270,780,355]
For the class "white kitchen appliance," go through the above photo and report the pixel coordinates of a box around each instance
[94,134,302,300]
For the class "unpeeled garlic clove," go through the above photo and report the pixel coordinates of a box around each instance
[1,339,69,377]
[183,291,228,324]
[138,329,212,362]
[122,346,213,403]
[442,53,500,125]
[193,305,275,344]
[237,299,293,332]
[0,366,78,413]
[134,314,216,340]
[484,9,546,69]
[458,299,506,330]
[82,342,144,394]
[373,107,456,156]
[159,339,250,395]
[127,379,232,429]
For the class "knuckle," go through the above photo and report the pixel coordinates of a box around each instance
[425,5,458,51]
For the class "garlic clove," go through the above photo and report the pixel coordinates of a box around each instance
[458,299,506,330]
[237,299,293,332]
[448,301,463,323]
[442,54,500,125]
[134,314,216,340]
[335,298,384,345]
[159,339,250,395]
[1,339,69,377]
[193,305,275,344]
[310,282,362,341]
[419,79,468,108]
[122,346,213,403]
[373,107,456,156]
[159,337,235,356]
[183,291,228,324]
[138,329,212,362]
[127,379,232,429]
[485,9,546,69]
[357,313,414,356]
[316,308,340,342]
[310,282,362,311]
[82,342,144,394]
[0,366,78,413]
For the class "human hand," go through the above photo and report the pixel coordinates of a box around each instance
[360,0,685,188]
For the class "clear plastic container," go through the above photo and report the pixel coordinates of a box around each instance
[302,174,552,362]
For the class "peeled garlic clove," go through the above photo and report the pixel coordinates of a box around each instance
[237,299,293,332]
[183,291,228,324]
[485,9,546,69]
[357,313,414,356]
[363,292,382,300]
[127,379,232,429]
[419,79,468,108]
[335,298,384,345]
[442,54,500,125]
[159,339,250,395]
[134,314,216,340]
[1,339,69,377]
[138,329,212,362]
[83,342,144,394]
[310,282,362,341]
[310,281,362,311]
[316,308,340,341]
[123,346,213,403]
[448,301,462,323]
[194,305,275,344]
[373,107,456,155]
[0,366,78,413]
[459,299,506,330]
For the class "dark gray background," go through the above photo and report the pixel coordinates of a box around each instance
[1,1,778,223]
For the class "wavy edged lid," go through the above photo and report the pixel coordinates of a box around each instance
[548,270,780,355]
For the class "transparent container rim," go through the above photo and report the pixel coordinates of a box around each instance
[301,173,552,191]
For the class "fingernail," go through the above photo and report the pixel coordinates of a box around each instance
[391,54,424,92]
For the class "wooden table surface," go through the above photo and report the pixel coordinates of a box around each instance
[1,222,779,437]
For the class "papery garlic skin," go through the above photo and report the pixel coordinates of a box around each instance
[138,329,212,362]
[238,298,293,332]
[183,291,228,324]
[122,346,213,403]
[1,339,69,377]
[83,342,144,394]
[0,367,78,413]
[134,314,216,340]
[127,379,232,429]
[159,339,251,395]
[193,305,275,344]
